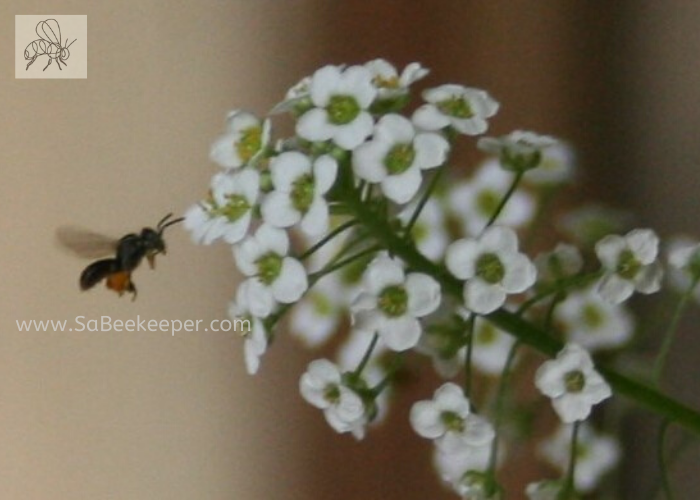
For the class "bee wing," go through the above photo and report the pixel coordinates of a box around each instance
[56,226,119,259]
[36,19,61,45]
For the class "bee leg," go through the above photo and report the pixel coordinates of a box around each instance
[26,57,36,70]
[43,58,52,71]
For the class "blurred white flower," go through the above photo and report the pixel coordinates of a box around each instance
[365,59,429,100]
[228,283,268,375]
[666,236,700,299]
[524,141,576,186]
[233,224,308,317]
[472,319,516,376]
[210,110,270,169]
[534,243,583,284]
[595,228,663,304]
[446,226,537,314]
[296,64,377,150]
[478,130,558,172]
[539,423,621,494]
[555,287,634,352]
[448,160,535,237]
[535,344,611,423]
[351,253,441,351]
[524,480,565,500]
[413,84,499,135]
[398,197,449,261]
[261,152,338,236]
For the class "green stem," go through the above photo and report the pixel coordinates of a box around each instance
[299,219,358,261]
[656,419,675,500]
[354,333,379,377]
[403,164,446,237]
[340,187,700,436]
[561,421,581,498]
[307,245,380,286]
[652,276,700,387]
[483,170,525,231]
[464,314,476,400]
[488,340,521,475]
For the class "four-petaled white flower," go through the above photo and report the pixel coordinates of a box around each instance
[448,160,535,236]
[365,59,429,101]
[210,110,270,169]
[472,319,516,376]
[410,382,494,453]
[299,359,367,438]
[524,141,576,186]
[525,480,565,500]
[233,224,308,318]
[595,228,663,304]
[534,243,583,284]
[351,253,441,351]
[667,237,700,301]
[555,287,634,352]
[477,130,558,172]
[296,65,377,150]
[535,344,612,423]
[539,423,621,493]
[261,151,338,236]
[228,283,268,375]
[413,84,499,135]
[353,114,449,203]
[446,226,537,314]
[398,198,449,261]
[184,168,260,245]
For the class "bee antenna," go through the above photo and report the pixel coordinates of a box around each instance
[156,213,173,230]
[158,215,185,234]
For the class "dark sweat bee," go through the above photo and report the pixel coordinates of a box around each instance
[57,213,184,300]
[24,19,77,71]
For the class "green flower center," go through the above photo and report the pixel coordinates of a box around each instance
[324,384,340,403]
[384,143,416,175]
[220,194,250,221]
[582,303,604,329]
[236,125,263,163]
[312,292,334,316]
[256,252,283,285]
[476,189,500,217]
[378,285,408,317]
[476,323,497,345]
[327,95,361,125]
[437,96,473,119]
[501,148,542,172]
[291,174,315,213]
[616,249,641,280]
[564,370,586,393]
[373,74,400,89]
[440,411,464,433]
[476,253,505,284]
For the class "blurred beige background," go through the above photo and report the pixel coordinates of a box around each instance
[1,1,698,499]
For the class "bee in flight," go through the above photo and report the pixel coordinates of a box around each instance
[24,18,77,71]
[57,213,184,300]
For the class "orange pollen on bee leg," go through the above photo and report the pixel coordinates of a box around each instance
[106,271,133,295]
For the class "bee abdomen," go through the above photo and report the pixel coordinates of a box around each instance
[80,259,118,290]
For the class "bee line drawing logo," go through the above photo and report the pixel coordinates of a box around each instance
[24,18,77,72]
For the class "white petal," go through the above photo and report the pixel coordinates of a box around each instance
[414,133,449,169]
[502,254,537,293]
[412,104,450,131]
[309,65,342,106]
[353,140,389,182]
[595,235,625,268]
[270,151,311,190]
[300,198,329,236]
[261,192,301,228]
[378,114,415,143]
[209,133,239,168]
[381,167,422,204]
[242,279,275,318]
[464,280,506,314]
[634,263,663,294]
[406,273,441,317]
[296,108,334,142]
[272,258,308,303]
[256,224,290,256]
[313,155,339,194]
[379,316,422,351]
[363,255,405,293]
[553,394,592,423]
[481,226,518,253]
[626,228,659,264]
[434,382,471,415]
[445,239,479,279]
[334,112,374,150]
[597,274,634,304]
[221,213,252,244]
[410,401,444,439]
[233,238,262,277]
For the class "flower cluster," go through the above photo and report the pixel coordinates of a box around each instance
[185,59,697,498]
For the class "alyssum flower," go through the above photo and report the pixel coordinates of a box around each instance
[446,225,537,314]
[295,64,377,150]
[228,283,268,375]
[477,130,558,172]
[261,151,338,236]
[233,224,308,318]
[535,343,612,423]
[351,253,441,351]
[353,113,450,203]
[413,84,499,136]
[595,228,663,304]
[210,110,270,169]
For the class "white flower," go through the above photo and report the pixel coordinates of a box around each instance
[667,236,700,299]
[446,226,537,314]
[365,59,429,100]
[535,344,611,423]
[271,74,313,114]
[595,228,663,304]
[296,65,377,150]
[539,423,621,493]
[434,441,497,498]
[233,224,308,317]
[413,84,499,135]
[472,319,516,376]
[448,160,535,236]
[478,130,558,172]
[398,198,449,261]
[353,114,449,204]
[261,152,338,236]
[351,253,441,351]
[228,283,268,375]
[410,382,494,453]
[555,287,634,351]
[210,110,270,169]
[524,141,576,186]
[534,243,583,284]
[299,359,367,438]
[184,168,260,245]
[525,480,565,500]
